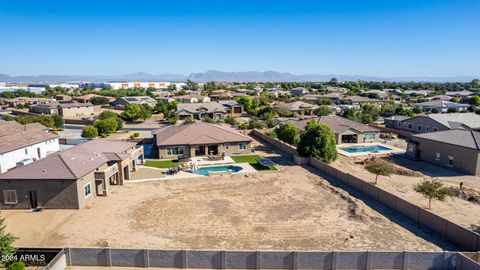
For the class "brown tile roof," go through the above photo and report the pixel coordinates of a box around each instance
[0,121,57,154]
[0,139,136,180]
[176,102,226,114]
[152,122,252,146]
[290,115,379,134]
[274,101,319,111]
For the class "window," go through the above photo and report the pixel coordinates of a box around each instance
[25,149,28,155]
[166,146,184,156]
[84,183,92,198]
[397,122,401,127]
[426,126,430,132]
[408,145,414,152]
[239,143,247,150]
[417,125,422,131]
[3,190,17,204]
[432,127,438,132]
[224,144,230,150]
[408,123,413,129]
[435,153,441,160]
[448,156,454,167]
[364,133,375,141]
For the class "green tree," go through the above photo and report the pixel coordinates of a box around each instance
[90,96,111,105]
[225,116,237,126]
[7,261,25,270]
[53,115,64,129]
[94,118,118,136]
[365,160,395,184]
[0,216,17,267]
[81,125,98,139]
[397,109,416,117]
[274,107,293,117]
[297,121,337,163]
[98,110,123,129]
[121,104,142,122]
[414,179,452,209]
[248,117,265,129]
[138,105,152,121]
[263,112,277,128]
[275,122,301,145]
[183,116,195,125]
[469,96,480,106]
[315,106,332,116]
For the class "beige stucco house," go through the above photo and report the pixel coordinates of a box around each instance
[290,115,380,144]
[152,122,252,159]
[0,140,144,209]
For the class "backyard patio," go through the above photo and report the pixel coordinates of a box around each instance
[131,154,277,182]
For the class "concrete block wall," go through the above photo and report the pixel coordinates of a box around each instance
[63,248,480,270]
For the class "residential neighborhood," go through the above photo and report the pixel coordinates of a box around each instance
[0,0,479,269]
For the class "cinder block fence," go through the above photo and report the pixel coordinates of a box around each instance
[39,248,479,269]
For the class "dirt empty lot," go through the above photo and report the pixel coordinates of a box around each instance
[2,140,456,251]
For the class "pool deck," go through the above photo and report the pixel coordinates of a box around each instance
[337,142,405,157]
[127,163,257,183]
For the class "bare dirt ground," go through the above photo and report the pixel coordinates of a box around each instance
[2,139,456,251]
[332,153,480,230]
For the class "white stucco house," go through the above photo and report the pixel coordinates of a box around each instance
[0,121,59,173]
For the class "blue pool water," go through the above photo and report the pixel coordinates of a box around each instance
[340,145,392,153]
[193,165,243,176]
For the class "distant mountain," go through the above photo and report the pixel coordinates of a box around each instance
[188,70,476,83]
[0,71,476,83]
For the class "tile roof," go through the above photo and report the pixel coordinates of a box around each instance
[290,115,379,134]
[176,102,226,114]
[0,121,57,154]
[422,113,480,130]
[0,139,136,180]
[152,122,252,146]
[415,99,469,108]
[274,101,319,111]
[412,130,480,150]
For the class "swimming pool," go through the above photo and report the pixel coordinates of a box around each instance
[193,165,243,176]
[339,145,392,153]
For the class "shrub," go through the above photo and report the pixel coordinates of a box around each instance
[81,125,98,139]
[7,261,25,270]
[133,132,140,137]
[275,122,300,145]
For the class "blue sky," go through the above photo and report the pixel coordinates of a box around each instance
[0,0,479,77]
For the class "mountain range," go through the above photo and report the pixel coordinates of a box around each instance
[0,70,476,83]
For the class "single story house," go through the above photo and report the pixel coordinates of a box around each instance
[57,102,95,118]
[385,113,480,134]
[29,101,94,118]
[152,122,252,159]
[0,121,59,173]
[274,101,319,115]
[55,94,72,101]
[0,140,144,209]
[290,115,380,144]
[111,96,157,108]
[406,130,480,175]
[175,94,211,103]
[1,97,53,107]
[290,87,308,96]
[73,94,115,103]
[445,90,475,98]
[414,100,469,112]
[176,102,227,120]
[218,100,243,117]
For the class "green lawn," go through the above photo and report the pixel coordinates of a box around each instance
[231,155,277,171]
[144,160,182,169]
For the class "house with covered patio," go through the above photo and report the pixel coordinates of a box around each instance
[152,122,252,160]
[289,115,380,144]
